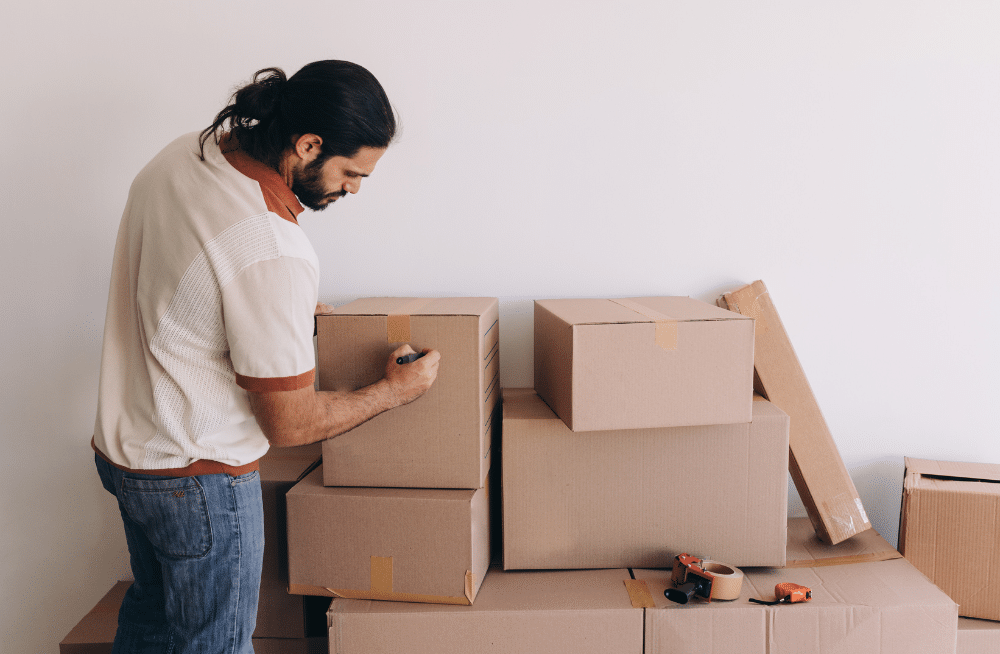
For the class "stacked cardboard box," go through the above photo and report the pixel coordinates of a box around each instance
[510,296,788,569]
[286,298,499,605]
[323,518,958,654]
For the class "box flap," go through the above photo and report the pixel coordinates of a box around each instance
[905,457,1000,484]
[785,517,900,568]
[331,297,497,317]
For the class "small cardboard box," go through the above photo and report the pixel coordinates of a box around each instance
[958,618,1000,654]
[286,466,490,605]
[720,280,870,545]
[637,517,958,654]
[257,447,327,638]
[317,297,499,489]
[534,296,754,431]
[899,457,1000,621]
[326,567,643,654]
[58,581,328,653]
[502,389,789,569]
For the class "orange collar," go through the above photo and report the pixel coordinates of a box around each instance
[219,133,304,224]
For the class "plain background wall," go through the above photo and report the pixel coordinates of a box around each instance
[3,1,998,651]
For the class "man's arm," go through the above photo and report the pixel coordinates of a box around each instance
[248,344,440,448]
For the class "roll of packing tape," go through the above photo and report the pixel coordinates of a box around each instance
[702,560,744,601]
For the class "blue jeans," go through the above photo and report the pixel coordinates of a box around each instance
[96,454,264,654]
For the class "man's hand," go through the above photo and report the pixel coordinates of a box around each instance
[384,344,440,406]
[247,343,440,448]
[315,301,336,315]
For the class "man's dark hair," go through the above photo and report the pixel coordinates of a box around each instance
[199,60,396,166]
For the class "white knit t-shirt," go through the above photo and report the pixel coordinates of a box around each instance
[94,132,318,473]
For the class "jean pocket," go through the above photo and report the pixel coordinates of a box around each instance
[120,476,213,559]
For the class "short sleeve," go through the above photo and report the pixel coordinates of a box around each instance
[223,254,318,392]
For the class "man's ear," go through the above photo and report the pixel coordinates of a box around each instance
[292,134,324,163]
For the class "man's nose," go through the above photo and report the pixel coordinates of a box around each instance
[345,179,361,194]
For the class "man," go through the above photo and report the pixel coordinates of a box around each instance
[93,61,439,653]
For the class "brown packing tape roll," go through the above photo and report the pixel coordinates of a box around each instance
[703,560,744,601]
[624,579,656,608]
[386,298,436,343]
[608,298,678,351]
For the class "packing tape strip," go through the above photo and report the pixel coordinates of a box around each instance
[608,298,678,351]
[702,560,744,601]
[624,579,656,608]
[386,298,435,343]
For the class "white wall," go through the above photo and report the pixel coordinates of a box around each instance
[3,1,998,651]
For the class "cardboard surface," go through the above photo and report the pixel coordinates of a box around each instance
[638,557,958,654]
[317,297,499,489]
[59,581,327,654]
[784,516,901,568]
[502,389,789,569]
[327,567,643,654]
[286,466,490,605]
[533,296,754,431]
[899,457,1000,621]
[958,617,1000,654]
[256,449,326,638]
[720,280,870,545]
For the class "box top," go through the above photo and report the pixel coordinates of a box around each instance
[534,296,751,326]
[503,387,782,425]
[288,466,479,501]
[905,457,1000,484]
[784,517,900,568]
[327,297,498,317]
[328,567,637,616]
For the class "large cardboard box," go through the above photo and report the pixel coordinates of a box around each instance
[899,457,1000,621]
[637,517,958,654]
[719,280,870,545]
[286,466,490,605]
[502,389,789,569]
[326,567,643,654]
[317,297,499,489]
[59,581,328,653]
[533,296,754,431]
[256,446,328,638]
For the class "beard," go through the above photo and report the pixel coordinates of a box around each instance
[291,157,346,212]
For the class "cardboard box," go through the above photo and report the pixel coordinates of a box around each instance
[59,581,328,653]
[257,448,328,638]
[899,457,1000,621]
[317,297,499,489]
[958,618,1000,654]
[326,567,644,654]
[502,389,789,569]
[636,517,958,654]
[533,296,754,431]
[286,466,490,605]
[719,280,870,545]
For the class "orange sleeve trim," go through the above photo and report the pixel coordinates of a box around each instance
[92,437,260,478]
[236,369,315,393]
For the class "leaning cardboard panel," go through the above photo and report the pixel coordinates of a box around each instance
[257,449,328,638]
[899,457,1000,621]
[719,280,870,545]
[59,581,327,654]
[317,297,499,489]
[286,466,490,605]
[534,296,754,432]
[784,516,900,568]
[636,518,958,654]
[502,389,788,569]
[327,567,643,654]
